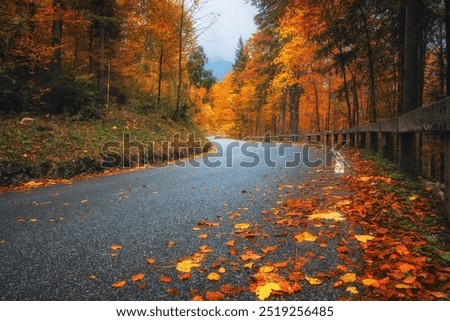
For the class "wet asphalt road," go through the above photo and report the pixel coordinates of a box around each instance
[0,138,358,300]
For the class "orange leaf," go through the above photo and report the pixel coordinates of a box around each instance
[166,288,181,296]
[226,240,235,247]
[198,233,208,239]
[398,263,415,273]
[166,241,176,248]
[262,245,277,254]
[192,295,203,301]
[112,280,126,288]
[240,250,262,261]
[146,258,156,265]
[274,261,289,268]
[362,278,380,288]
[336,265,348,272]
[305,276,322,285]
[205,291,225,301]
[17,218,25,223]
[160,275,172,283]
[111,244,122,251]
[131,273,145,282]
[396,244,410,255]
[429,291,448,299]
[179,273,190,281]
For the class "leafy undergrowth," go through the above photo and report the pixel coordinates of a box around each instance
[0,109,208,190]
[101,149,449,301]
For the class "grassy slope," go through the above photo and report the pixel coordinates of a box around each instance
[0,109,207,185]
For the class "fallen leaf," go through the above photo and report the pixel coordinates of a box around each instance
[226,240,235,247]
[146,258,156,265]
[160,275,172,283]
[166,288,181,296]
[294,232,317,243]
[240,250,262,261]
[355,235,375,243]
[274,261,289,268]
[235,223,250,230]
[111,253,118,257]
[166,241,176,248]
[198,233,208,239]
[429,291,448,299]
[398,263,415,273]
[395,283,416,289]
[340,273,356,283]
[408,195,418,201]
[346,286,359,294]
[362,278,380,287]
[110,244,122,251]
[17,218,25,223]
[29,218,38,223]
[305,276,322,285]
[207,272,221,281]
[259,266,275,273]
[262,245,277,254]
[80,200,88,204]
[176,259,200,273]
[336,265,348,272]
[218,267,226,273]
[131,273,145,282]
[112,280,126,288]
[205,291,224,301]
[192,295,203,301]
[179,273,190,281]
[308,211,346,221]
[395,244,410,255]
[244,262,255,268]
[88,275,97,281]
[256,282,281,300]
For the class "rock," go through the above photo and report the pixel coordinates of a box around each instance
[19,117,34,125]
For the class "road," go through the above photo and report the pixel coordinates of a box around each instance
[0,138,357,300]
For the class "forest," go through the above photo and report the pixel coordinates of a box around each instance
[201,0,450,139]
[0,0,215,120]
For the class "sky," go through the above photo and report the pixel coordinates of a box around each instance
[196,0,258,62]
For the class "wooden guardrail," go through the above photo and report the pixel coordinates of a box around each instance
[303,97,450,226]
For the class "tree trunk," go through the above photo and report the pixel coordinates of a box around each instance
[50,0,63,83]
[97,22,105,104]
[288,84,302,138]
[279,89,287,135]
[402,0,420,112]
[174,0,185,120]
[157,46,164,109]
[446,0,450,96]
[358,5,377,122]
[326,77,331,131]
[313,80,321,132]
[342,62,352,128]
[88,23,94,74]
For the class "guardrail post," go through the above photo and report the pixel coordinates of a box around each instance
[316,134,321,143]
[349,133,356,147]
[382,132,394,161]
[333,133,339,146]
[369,132,378,153]
[358,132,366,149]
[445,133,450,226]
[399,133,417,176]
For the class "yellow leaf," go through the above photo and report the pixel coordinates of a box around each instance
[112,280,126,288]
[294,232,317,243]
[340,273,356,283]
[395,283,416,289]
[110,244,122,251]
[305,276,322,285]
[308,211,346,221]
[235,223,250,230]
[29,218,38,223]
[176,259,200,273]
[131,273,145,282]
[259,266,275,273]
[218,267,226,273]
[346,286,359,294]
[362,278,379,287]
[244,262,255,268]
[207,272,221,281]
[408,195,418,201]
[256,282,281,301]
[355,235,375,243]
